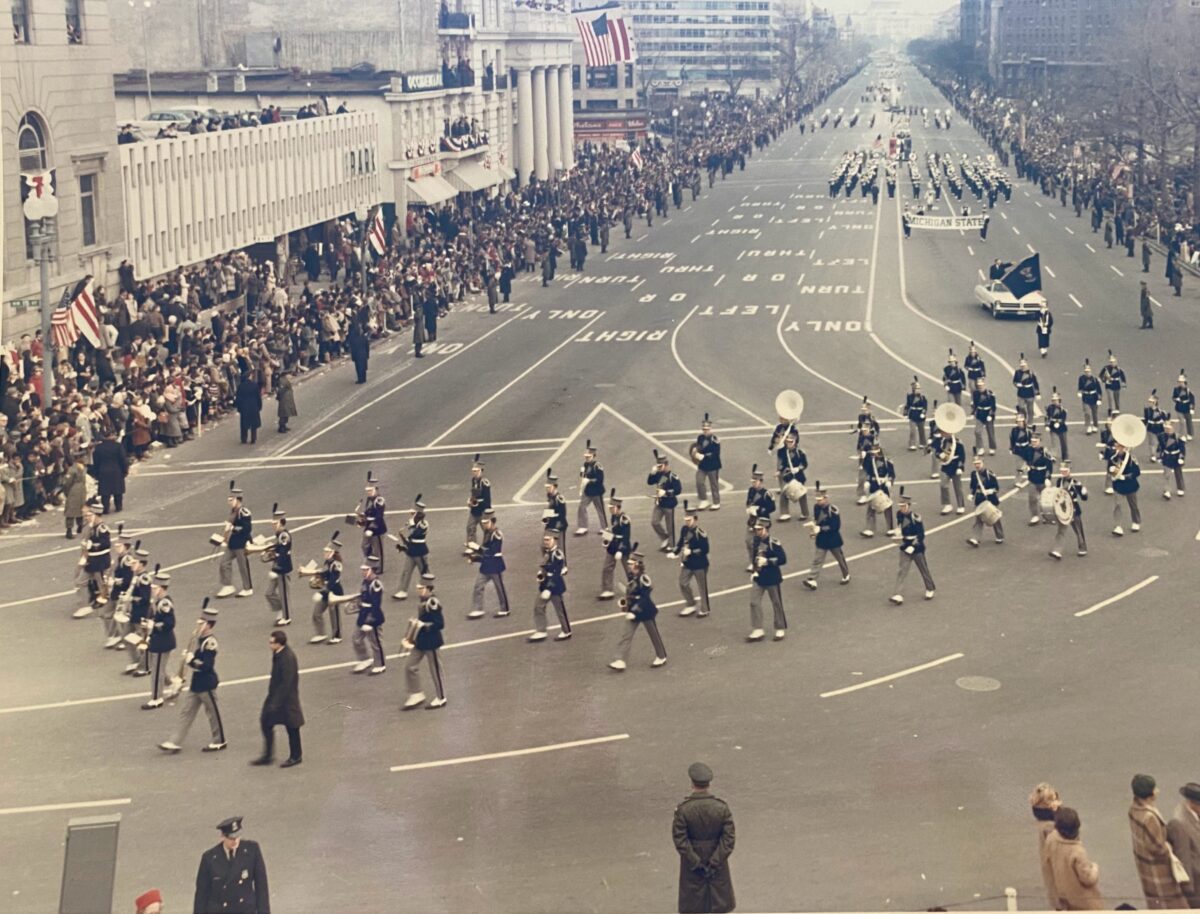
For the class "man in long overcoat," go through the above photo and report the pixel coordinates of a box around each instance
[92,430,129,514]
[673,762,736,913]
[1128,773,1189,909]
[234,373,262,445]
[252,630,304,768]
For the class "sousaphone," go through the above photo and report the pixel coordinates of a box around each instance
[774,390,805,423]
[1111,413,1147,449]
[933,402,967,435]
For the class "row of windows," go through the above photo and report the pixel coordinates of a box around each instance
[12,0,85,44]
[17,112,100,257]
[631,15,771,24]
[628,1,771,10]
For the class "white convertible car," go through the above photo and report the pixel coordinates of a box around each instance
[974,280,1046,318]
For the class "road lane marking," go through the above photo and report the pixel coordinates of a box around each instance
[1044,266,1056,278]
[820,653,965,698]
[1074,575,1159,618]
[1048,213,1057,220]
[1150,296,1163,309]
[427,314,606,447]
[1011,226,1021,235]
[390,734,629,773]
[1026,243,1036,254]
[864,180,884,331]
[0,798,133,817]
[691,234,701,244]
[636,233,648,242]
[1035,200,1042,208]
[967,245,975,256]
[1110,265,1124,276]
[671,306,771,425]
[1085,243,1096,253]
[1065,226,1075,234]
[714,273,725,287]
[1068,293,1083,308]
[999,212,1007,220]
[869,331,941,386]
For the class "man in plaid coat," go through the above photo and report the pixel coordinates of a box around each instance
[1128,773,1189,909]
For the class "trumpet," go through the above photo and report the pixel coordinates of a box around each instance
[387,531,410,553]
[536,570,547,582]
[132,618,154,653]
[258,544,278,564]
[297,561,326,590]
[618,597,628,609]
[400,618,422,651]
[689,443,703,465]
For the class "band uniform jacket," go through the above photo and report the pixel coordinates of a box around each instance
[228,507,253,550]
[148,597,177,653]
[971,469,1001,506]
[321,558,344,598]
[899,513,927,555]
[940,439,967,477]
[624,573,657,622]
[943,364,966,396]
[767,421,796,452]
[1077,374,1102,406]
[581,461,606,498]
[1109,453,1141,495]
[607,514,632,556]
[403,517,428,557]
[1144,406,1168,442]
[363,495,387,537]
[84,522,112,574]
[1055,477,1088,518]
[972,388,997,423]
[744,487,775,527]
[1027,449,1054,487]
[673,790,736,914]
[813,503,844,550]
[356,577,385,629]
[194,839,270,914]
[539,548,567,596]
[751,537,786,587]
[468,477,492,517]
[478,529,506,575]
[1099,364,1126,393]
[903,391,928,423]
[675,526,710,570]
[1009,426,1032,460]
[964,353,986,381]
[648,470,682,509]
[261,645,304,729]
[129,574,152,628]
[414,597,445,652]
[863,455,894,494]
[1158,435,1185,468]
[544,493,568,534]
[1172,385,1195,416]
[271,530,292,575]
[1046,403,1069,435]
[776,446,807,483]
[694,433,722,472]
[188,634,219,693]
[1013,369,1040,402]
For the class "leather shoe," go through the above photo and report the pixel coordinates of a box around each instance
[280,757,303,769]
[249,757,273,766]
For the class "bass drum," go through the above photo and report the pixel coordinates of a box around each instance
[783,480,807,502]
[1052,487,1074,525]
[1038,487,1060,523]
[974,501,1002,526]
[867,490,893,513]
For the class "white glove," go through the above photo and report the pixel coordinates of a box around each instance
[184,651,195,663]
[623,612,637,621]
[904,546,915,555]
[681,547,691,558]
[539,589,551,601]
[746,506,757,516]
[613,551,623,563]
[755,556,768,568]
[360,624,373,633]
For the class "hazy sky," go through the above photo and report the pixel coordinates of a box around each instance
[824,0,956,18]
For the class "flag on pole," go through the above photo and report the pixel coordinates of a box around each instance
[1000,253,1042,300]
[50,305,78,350]
[368,209,386,258]
[629,147,643,171]
[67,277,104,348]
[573,3,635,69]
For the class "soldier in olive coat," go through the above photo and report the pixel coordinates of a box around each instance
[673,762,736,913]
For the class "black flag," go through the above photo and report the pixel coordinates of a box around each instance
[1001,253,1042,299]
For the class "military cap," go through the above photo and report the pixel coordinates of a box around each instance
[216,816,243,836]
[688,762,713,786]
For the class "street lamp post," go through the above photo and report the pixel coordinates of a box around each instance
[29,218,58,392]
[671,107,679,158]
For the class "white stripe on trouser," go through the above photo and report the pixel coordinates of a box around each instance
[650,507,675,545]
[266,572,290,619]
[809,547,848,580]
[613,618,666,662]
[678,567,710,613]
[601,552,619,591]
[172,690,225,745]
[405,649,445,700]
[219,548,251,588]
[749,584,786,631]
[311,594,341,638]
[397,554,430,593]
[472,573,508,614]
[577,496,605,530]
[150,650,172,701]
[533,593,570,634]
[895,551,935,592]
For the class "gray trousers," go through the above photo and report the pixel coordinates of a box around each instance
[601,552,619,592]
[397,553,430,593]
[973,420,997,451]
[148,650,173,702]
[1027,482,1046,519]
[577,495,606,530]
[533,592,571,634]
[971,515,1005,541]
[614,617,666,662]
[809,547,849,581]
[939,474,965,508]
[471,573,509,614]
[908,420,927,448]
[1162,465,1185,492]
[1105,389,1121,413]
[1051,430,1069,461]
[1055,517,1087,551]
[1177,412,1194,438]
[865,504,894,533]
[405,649,445,700]
[749,583,787,631]
[678,567,710,614]
[745,528,758,564]
[1113,492,1141,526]
[265,572,290,620]
[776,476,809,518]
[651,506,675,545]
[1082,402,1099,428]
[695,469,721,505]
[895,550,935,592]
[362,533,384,574]
[466,512,482,545]
[99,595,120,640]
[946,390,963,407]
[171,690,225,745]
[1015,398,1036,424]
[311,593,341,639]
[218,547,251,588]
[352,625,385,665]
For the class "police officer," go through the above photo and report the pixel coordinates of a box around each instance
[392,494,433,600]
[890,490,935,605]
[160,607,225,753]
[599,489,631,600]
[73,497,111,619]
[1099,351,1126,413]
[468,510,509,619]
[541,470,570,562]
[675,501,711,617]
[1045,388,1070,461]
[1108,443,1142,536]
[937,428,967,515]
[672,762,736,914]
[647,452,682,551]
[530,532,571,642]
[860,444,896,538]
[747,518,787,642]
[401,579,447,710]
[971,378,998,454]
[968,452,1006,546]
[216,485,253,599]
[902,377,928,450]
[775,431,810,521]
[744,466,776,567]
[1077,360,1103,434]
[465,456,491,550]
[1172,371,1194,440]
[803,483,850,590]
[575,444,607,535]
[351,561,386,675]
[359,472,388,575]
[1157,421,1185,500]
[1012,356,1040,426]
[142,569,176,710]
[308,532,344,645]
[693,416,722,510]
[1050,462,1088,559]
[263,505,292,627]
[193,817,270,914]
[608,550,667,670]
[943,350,967,406]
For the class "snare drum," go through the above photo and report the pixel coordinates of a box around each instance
[867,489,893,513]
[974,501,1002,526]
[1037,487,1059,522]
[783,480,808,502]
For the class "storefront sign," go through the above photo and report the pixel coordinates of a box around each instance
[402,72,442,93]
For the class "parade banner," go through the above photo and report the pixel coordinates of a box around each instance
[908,214,986,230]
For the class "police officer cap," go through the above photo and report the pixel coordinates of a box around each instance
[688,762,713,786]
[1180,782,1200,802]
[216,816,243,836]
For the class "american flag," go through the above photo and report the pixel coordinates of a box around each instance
[573,3,634,68]
[368,209,387,258]
[65,277,103,349]
[629,147,643,171]
[50,305,77,350]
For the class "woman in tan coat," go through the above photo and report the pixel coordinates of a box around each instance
[1045,807,1105,911]
[1032,783,1064,909]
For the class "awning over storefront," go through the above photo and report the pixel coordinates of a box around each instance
[444,161,497,193]
[406,174,457,205]
[497,164,516,182]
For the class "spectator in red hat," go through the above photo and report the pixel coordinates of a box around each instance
[134,888,162,914]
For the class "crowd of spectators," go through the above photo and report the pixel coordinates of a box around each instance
[2,61,862,532]
[117,101,351,144]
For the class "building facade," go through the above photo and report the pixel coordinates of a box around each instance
[988,0,1122,88]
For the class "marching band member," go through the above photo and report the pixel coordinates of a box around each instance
[1097,412,1118,494]
[776,431,810,521]
[943,350,966,407]
[937,428,967,515]
[141,568,176,710]
[542,470,570,562]
[465,457,491,551]
[1035,305,1054,357]
[159,608,225,753]
[747,518,787,642]
[967,452,1006,546]
[1012,355,1040,425]
[860,444,896,538]
[693,415,723,510]
[73,497,111,619]
[575,443,607,535]
[902,378,928,450]
[744,466,776,567]
[768,415,798,454]
[647,453,682,551]
[599,489,631,600]
[1108,442,1142,536]
[99,527,131,648]
[675,501,711,617]
[803,483,850,590]
[360,472,388,575]
[1099,351,1126,414]
[215,484,253,599]
[401,580,447,710]
[1025,433,1054,524]
[608,550,667,670]
[927,407,945,479]
[351,560,386,675]
[308,532,344,644]
[1077,359,1102,434]
[852,404,881,504]
[124,546,153,675]
[1009,412,1033,486]
[467,510,509,619]
[529,532,571,642]
[1157,421,1185,500]
[1143,392,1168,463]
[392,494,434,600]
[963,341,987,385]
[1045,388,1070,461]
[1172,371,1194,440]
[890,490,935,605]
[1050,462,1088,559]
[264,504,293,627]
[971,378,998,454]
